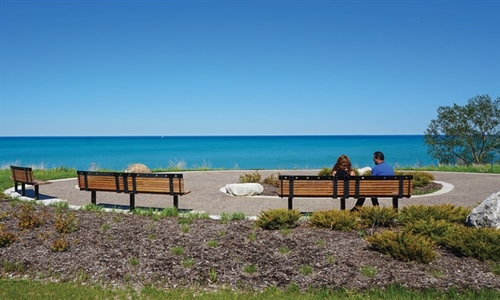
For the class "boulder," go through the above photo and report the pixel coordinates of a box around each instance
[220,183,264,196]
[125,163,151,173]
[466,191,500,229]
[357,166,372,175]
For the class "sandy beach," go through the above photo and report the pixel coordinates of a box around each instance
[5,170,500,217]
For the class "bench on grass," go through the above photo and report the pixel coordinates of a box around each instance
[10,166,52,200]
[77,171,190,211]
[278,175,413,211]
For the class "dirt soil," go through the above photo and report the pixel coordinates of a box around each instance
[1,197,499,292]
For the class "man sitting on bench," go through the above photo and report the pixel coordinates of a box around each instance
[351,151,394,212]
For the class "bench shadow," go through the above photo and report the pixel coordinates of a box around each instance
[14,190,56,201]
[95,203,192,213]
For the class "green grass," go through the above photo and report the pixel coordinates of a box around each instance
[1,279,499,299]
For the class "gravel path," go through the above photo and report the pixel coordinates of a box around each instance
[5,170,500,216]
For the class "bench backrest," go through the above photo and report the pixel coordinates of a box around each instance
[279,175,413,198]
[77,171,187,195]
[10,166,35,184]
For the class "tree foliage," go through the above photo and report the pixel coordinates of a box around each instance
[424,94,500,165]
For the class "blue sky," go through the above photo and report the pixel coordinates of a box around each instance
[1,0,499,136]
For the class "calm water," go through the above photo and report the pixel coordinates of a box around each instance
[0,135,435,170]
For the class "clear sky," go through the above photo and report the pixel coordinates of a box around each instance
[1,0,499,136]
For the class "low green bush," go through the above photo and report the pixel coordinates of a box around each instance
[356,206,398,228]
[444,226,500,262]
[403,218,457,246]
[396,171,434,188]
[255,208,301,230]
[309,209,360,231]
[398,204,471,225]
[366,230,437,264]
[238,171,262,183]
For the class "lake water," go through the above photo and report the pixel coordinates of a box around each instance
[0,135,435,170]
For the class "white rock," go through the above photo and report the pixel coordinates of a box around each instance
[466,191,500,229]
[221,183,264,196]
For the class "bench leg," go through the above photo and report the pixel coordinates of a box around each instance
[34,185,40,200]
[288,197,293,210]
[14,181,19,193]
[173,195,179,209]
[392,197,398,211]
[21,183,26,196]
[130,194,136,211]
[340,198,346,210]
[91,191,97,205]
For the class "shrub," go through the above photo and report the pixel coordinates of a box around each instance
[356,206,398,228]
[50,236,69,252]
[404,218,457,246]
[398,204,471,225]
[54,212,79,233]
[263,173,280,188]
[238,171,262,183]
[396,171,434,188]
[15,203,46,230]
[444,226,500,261]
[0,230,16,247]
[366,230,437,263]
[317,168,332,176]
[309,209,360,231]
[255,208,301,230]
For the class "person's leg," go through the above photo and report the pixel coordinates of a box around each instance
[371,198,379,206]
[351,198,366,211]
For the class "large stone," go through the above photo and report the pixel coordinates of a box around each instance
[220,183,264,196]
[466,191,500,229]
[125,163,151,173]
[357,166,372,175]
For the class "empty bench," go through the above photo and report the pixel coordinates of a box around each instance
[77,171,190,211]
[10,166,52,200]
[278,175,413,210]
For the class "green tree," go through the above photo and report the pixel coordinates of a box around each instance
[424,94,500,165]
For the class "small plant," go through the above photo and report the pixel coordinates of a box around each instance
[255,208,301,230]
[318,168,333,176]
[231,212,246,220]
[54,212,79,233]
[171,246,184,256]
[247,232,257,241]
[208,267,217,283]
[366,230,437,264]
[218,230,227,237]
[16,203,45,230]
[309,209,360,231]
[2,260,25,273]
[182,258,195,268]
[243,263,258,274]
[50,236,69,252]
[489,262,500,276]
[147,233,157,240]
[180,225,190,233]
[278,246,290,255]
[129,258,140,266]
[101,223,111,231]
[299,264,313,275]
[206,240,219,247]
[325,254,335,264]
[429,267,447,279]
[0,230,16,247]
[81,203,104,211]
[263,173,280,188]
[315,239,325,246]
[360,265,377,278]
[160,207,179,218]
[279,228,292,235]
[219,212,231,224]
[49,201,69,213]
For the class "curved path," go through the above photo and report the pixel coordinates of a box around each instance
[5,170,500,217]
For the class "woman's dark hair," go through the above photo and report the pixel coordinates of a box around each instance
[332,154,353,173]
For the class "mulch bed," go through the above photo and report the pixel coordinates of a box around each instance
[1,197,499,292]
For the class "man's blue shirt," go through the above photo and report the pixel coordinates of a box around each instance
[372,162,394,176]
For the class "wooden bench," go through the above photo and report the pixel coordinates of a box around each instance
[77,171,190,211]
[278,175,413,211]
[10,166,52,200]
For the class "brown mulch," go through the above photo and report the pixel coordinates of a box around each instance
[1,197,499,292]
